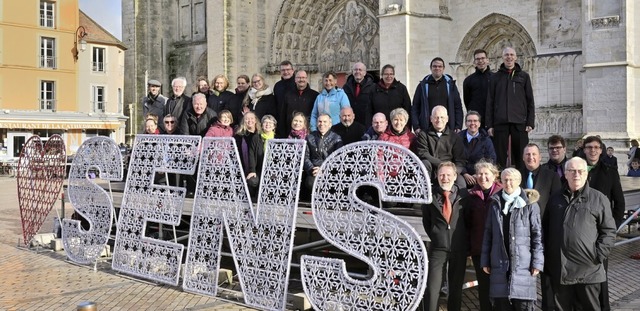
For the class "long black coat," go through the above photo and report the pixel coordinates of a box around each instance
[485,63,535,128]
[343,74,375,127]
[422,186,468,252]
[278,86,319,137]
[588,160,625,227]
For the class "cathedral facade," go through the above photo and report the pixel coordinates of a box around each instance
[122,0,640,168]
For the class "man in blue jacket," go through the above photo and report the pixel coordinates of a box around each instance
[411,57,463,134]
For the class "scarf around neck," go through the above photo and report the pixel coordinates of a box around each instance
[289,129,307,140]
[501,187,526,215]
[261,131,275,149]
[248,87,274,109]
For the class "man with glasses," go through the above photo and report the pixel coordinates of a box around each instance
[545,135,568,179]
[274,61,296,126]
[463,49,492,129]
[278,70,318,137]
[544,157,615,310]
[583,135,625,311]
[411,57,463,134]
[459,111,496,186]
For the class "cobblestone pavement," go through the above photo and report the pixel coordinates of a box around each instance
[1,176,640,310]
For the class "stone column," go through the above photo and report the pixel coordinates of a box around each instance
[582,0,639,172]
[378,0,451,90]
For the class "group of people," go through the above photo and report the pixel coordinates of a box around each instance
[424,136,620,311]
[137,47,625,310]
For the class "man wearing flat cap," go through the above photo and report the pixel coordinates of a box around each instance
[142,79,167,132]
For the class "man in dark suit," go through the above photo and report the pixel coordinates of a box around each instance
[520,143,561,311]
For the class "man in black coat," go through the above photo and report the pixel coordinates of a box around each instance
[422,161,468,311]
[273,60,296,113]
[164,77,192,131]
[277,70,318,137]
[331,107,366,145]
[521,143,561,311]
[544,134,568,180]
[415,105,467,188]
[485,47,535,171]
[544,157,616,310]
[179,93,217,137]
[463,49,492,129]
[343,62,375,127]
[142,79,167,132]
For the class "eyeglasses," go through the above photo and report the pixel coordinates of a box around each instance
[474,57,487,61]
[164,121,175,124]
[548,146,564,150]
[382,73,394,76]
[566,169,587,175]
[252,80,262,84]
[585,145,601,150]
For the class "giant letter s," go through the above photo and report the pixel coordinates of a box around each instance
[301,141,431,311]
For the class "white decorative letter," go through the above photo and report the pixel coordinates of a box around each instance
[63,137,122,264]
[301,141,431,311]
[112,135,201,285]
[183,138,305,311]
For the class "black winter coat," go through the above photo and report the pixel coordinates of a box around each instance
[278,86,319,137]
[331,122,366,145]
[422,185,468,252]
[411,74,463,132]
[207,91,235,114]
[179,107,217,137]
[164,94,191,131]
[415,127,467,174]
[303,130,343,173]
[485,63,535,128]
[227,89,247,127]
[544,184,616,285]
[247,94,278,121]
[463,66,492,121]
[371,80,412,123]
[343,74,375,127]
[142,93,168,132]
[588,161,626,227]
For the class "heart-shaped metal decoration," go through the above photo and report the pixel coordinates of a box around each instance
[16,135,66,245]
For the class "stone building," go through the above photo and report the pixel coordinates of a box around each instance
[122,0,639,171]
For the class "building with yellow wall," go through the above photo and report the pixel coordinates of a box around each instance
[0,0,127,158]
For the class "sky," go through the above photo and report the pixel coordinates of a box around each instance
[79,0,122,40]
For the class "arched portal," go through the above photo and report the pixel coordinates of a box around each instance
[456,13,537,72]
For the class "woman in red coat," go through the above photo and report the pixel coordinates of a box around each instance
[379,107,415,150]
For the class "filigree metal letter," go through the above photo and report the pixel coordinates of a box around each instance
[301,141,431,311]
[112,135,201,285]
[63,137,122,264]
[183,138,305,311]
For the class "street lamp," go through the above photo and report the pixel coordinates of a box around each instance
[74,26,88,61]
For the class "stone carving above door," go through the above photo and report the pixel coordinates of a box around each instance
[268,0,379,74]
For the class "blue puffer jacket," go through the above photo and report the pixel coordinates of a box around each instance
[310,88,350,131]
[481,189,544,300]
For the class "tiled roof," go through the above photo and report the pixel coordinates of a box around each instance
[79,10,127,50]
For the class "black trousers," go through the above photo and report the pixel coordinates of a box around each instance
[600,259,610,311]
[554,282,601,311]
[471,255,492,311]
[493,297,535,311]
[541,272,556,311]
[493,123,528,171]
[424,250,467,311]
